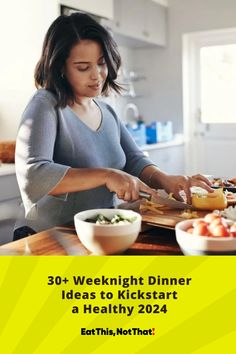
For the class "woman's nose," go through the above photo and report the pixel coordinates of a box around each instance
[90,65,102,79]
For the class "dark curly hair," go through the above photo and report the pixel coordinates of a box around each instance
[34,12,122,107]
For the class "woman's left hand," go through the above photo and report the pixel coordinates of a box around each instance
[161,174,213,204]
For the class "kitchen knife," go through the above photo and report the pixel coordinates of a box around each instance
[139,191,193,210]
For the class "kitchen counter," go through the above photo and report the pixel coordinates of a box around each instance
[0,163,20,201]
[0,163,21,245]
[0,224,182,256]
[141,135,185,174]
[0,163,15,176]
[140,134,184,151]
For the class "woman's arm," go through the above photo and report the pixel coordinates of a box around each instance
[48,166,160,202]
[48,167,109,195]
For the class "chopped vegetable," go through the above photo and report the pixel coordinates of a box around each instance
[191,188,227,210]
[85,213,137,225]
[180,209,198,219]
[139,200,165,214]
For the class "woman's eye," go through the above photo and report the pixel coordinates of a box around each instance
[77,66,89,72]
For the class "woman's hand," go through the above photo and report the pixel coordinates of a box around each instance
[161,174,213,204]
[105,169,158,201]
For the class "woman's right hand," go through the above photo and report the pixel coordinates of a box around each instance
[105,169,156,202]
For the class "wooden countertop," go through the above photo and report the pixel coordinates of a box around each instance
[0,224,182,256]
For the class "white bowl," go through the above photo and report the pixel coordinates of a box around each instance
[175,218,236,255]
[74,209,142,255]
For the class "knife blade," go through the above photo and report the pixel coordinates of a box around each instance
[139,191,193,210]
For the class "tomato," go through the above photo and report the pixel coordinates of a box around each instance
[211,225,230,237]
[192,220,206,228]
[189,214,234,238]
[186,227,194,234]
[193,222,209,236]
[230,223,236,237]
[204,213,221,224]
[208,218,223,234]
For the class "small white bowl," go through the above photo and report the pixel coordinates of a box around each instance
[74,209,142,255]
[175,218,236,255]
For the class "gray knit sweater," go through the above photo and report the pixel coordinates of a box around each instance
[15,89,153,231]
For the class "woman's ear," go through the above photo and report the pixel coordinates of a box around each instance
[61,65,65,79]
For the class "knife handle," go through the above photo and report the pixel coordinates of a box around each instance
[139,191,152,201]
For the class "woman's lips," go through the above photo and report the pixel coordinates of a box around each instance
[88,83,102,90]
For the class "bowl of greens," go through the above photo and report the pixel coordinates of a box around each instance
[74,209,142,255]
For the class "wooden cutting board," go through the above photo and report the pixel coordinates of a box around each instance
[119,199,232,229]
[141,209,207,228]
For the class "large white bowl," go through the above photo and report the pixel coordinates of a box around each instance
[74,209,142,255]
[175,218,236,255]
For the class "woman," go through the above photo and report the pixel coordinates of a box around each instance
[15,12,212,237]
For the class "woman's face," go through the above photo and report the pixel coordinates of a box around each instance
[63,39,108,99]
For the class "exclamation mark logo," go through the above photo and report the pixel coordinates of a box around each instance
[152,328,155,336]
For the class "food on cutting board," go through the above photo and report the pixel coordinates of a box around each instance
[186,213,236,237]
[211,177,236,188]
[139,189,234,228]
[140,199,200,220]
[180,209,199,219]
[139,199,165,214]
[167,193,175,200]
[224,191,236,204]
[191,188,227,210]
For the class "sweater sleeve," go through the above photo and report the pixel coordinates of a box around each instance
[15,92,70,219]
[119,120,155,176]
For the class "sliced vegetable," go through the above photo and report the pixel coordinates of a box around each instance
[180,209,198,219]
[192,188,227,210]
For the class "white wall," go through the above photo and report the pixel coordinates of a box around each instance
[0,0,59,140]
[153,0,168,7]
[109,46,138,121]
[134,0,236,133]
[60,0,113,19]
[0,0,113,140]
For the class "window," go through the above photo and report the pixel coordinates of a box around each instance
[200,44,236,123]
[183,28,236,175]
